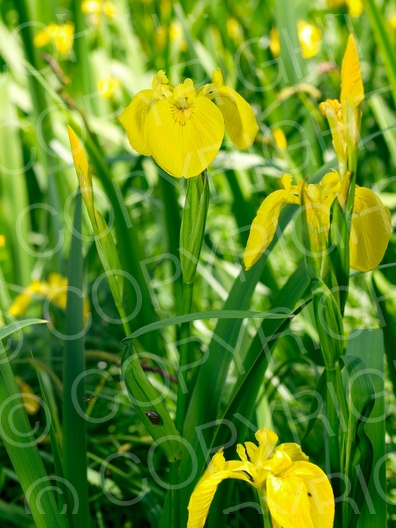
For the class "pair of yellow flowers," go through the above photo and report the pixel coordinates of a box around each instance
[120,36,391,276]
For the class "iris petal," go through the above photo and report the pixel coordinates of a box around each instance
[215,86,258,149]
[350,187,392,271]
[145,96,224,178]
[267,461,334,528]
[187,450,253,528]
[340,34,364,107]
[244,179,299,270]
[119,89,156,156]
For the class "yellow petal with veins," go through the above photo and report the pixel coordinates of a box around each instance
[267,461,334,528]
[349,187,391,271]
[145,96,224,178]
[340,34,364,107]
[119,89,156,156]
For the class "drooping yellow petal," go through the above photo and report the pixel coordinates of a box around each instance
[244,175,300,270]
[340,34,364,107]
[349,187,392,271]
[266,461,334,528]
[214,85,258,149]
[187,450,254,528]
[267,472,315,528]
[210,68,258,149]
[145,96,224,178]
[119,89,156,156]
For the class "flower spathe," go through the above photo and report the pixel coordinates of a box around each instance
[187,427,334,528]
[119,69,258,178]
[243,172,391,272]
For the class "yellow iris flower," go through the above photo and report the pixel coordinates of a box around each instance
[243,172,391,272]
[33,22,74,55]
[270,21,322,59]
[319,34,364,171]
[187,427,334,528]
[8,273,90,321]
[119,69,258,178]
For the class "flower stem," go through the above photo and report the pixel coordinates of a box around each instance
[176,281,194,434]
[258,492,272,528]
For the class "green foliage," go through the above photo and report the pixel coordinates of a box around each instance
[0,0,395,527]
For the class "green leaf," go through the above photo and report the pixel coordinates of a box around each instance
[341,351,376,528]
[121,343,182,462]
[0,319,47,341]
[62,192,90,528]
[123,309,291,341]
[0,340,63,528]
[346,330,386,528]
[365,0,396,108]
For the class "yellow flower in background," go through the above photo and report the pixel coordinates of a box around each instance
[169,21,188,51]
[270,21,321,59]
[389,14,396,30]
[320,34,364,171]
[97,77,121,99]
[226,17,243,42]
[33,22,74,55]
[243,172,391,272]
[327,0,363,17]
[272,127,287,149]
[82,0,117,24]
[83,0,117,17]
[119,69,258,178]
[187,427,334,528]
[0,234,5,248]
[8,273,90,321]
[15,377,40,415]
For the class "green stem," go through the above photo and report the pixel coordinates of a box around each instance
[258,491,272,528]
[176,281,194,434]
[325,365,343,527]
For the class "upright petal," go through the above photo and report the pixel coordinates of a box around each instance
[215,85,258,149]
[244,176,299,270]
[187,450,253,528]
[273,443,309,463]
[145,97,224,178]
[119,89,156,156]
[340,34,364,107]
[350,187,392,271]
